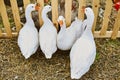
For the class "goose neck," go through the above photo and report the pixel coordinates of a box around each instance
[42,11,50,22]
[25,10,34,23]
[82,19,94,39]
[86,15,94,27]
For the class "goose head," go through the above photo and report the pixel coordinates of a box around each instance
[26,3,40,12]
[25,3,40,22]
[83,7,94,26]
[57,16,65,27]
[84,7,94,19]
[42,5,52,13]
[83,7,94,19]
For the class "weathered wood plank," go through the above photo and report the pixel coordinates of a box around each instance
[94,31,120,38]
[111,10,120,39]
[92,0,100,32]
[100,0,113,35]
[51,0,58,29]
[0,0,12,37]
[0,30,2,37]
[0,32,17,38]
[65,0,72,27]
[23,0,30,9]
[1,31,120,38]
[10,0,21,32]
[78,0,86,20]
[37,0,44,26]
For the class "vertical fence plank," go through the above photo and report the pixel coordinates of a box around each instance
[92,0,100,32]
[100,0,113,35]
[10,0,21,32]
[51,0,58,29]
[0,14,2,36]
[111,10,120,39]
[0,29,2,37]
[0,0,12,37]
[65,0,72,27]
[23,0,30,9]
[78,0,86,20]
[37,0,44,26]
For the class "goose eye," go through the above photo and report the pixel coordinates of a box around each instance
[32,6,34,8]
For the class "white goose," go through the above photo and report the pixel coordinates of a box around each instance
[57,16,82,50]
[18,4,40,59]
[39,5,57,59]
[70,7,96,79]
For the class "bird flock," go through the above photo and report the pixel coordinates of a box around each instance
[18,3,96,79]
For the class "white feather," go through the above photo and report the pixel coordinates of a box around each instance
[70,7,96,79]
[39,5,57,59]
[57,16,83,50]
[18,4,39,59]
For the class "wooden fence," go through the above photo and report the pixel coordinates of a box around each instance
[0,0,120,39]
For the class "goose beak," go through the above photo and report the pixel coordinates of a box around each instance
[59,20,63,27]
[35,3,40,11]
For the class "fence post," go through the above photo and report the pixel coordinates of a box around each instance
[10,0,21,32]
[65,0,72,27]
[100,0,113,35]
[92,0,100,33]
[51,0,58,29]
[78,0,85,20]
[0,0,12,37]
[111,10,120,39]
[23,0,30,9]
[37,0,44,27]
[0,30,2,37]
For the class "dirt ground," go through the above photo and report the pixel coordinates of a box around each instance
[0,38,120,80]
